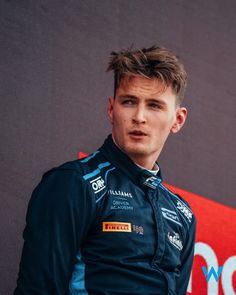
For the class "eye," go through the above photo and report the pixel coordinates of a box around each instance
[148,102,161,110]
[122,99,135,105]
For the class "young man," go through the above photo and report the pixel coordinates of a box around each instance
[15,45,196,295]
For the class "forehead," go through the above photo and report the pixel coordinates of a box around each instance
[116,76,174,98]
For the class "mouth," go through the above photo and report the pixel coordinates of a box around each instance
[128,130,147,138]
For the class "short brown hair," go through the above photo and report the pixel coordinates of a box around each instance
[107,45,187,104]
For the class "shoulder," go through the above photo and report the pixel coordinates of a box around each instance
[43,150,105,178]
[44,159,85,176]
[29,156,103,212]
[39,150,116,197]
[159,182,196,229]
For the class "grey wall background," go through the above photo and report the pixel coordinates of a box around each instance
[1,0,236,293]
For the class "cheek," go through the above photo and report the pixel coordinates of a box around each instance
[113,109,129,124]
[112,113,125,130]
[151,116,174,133]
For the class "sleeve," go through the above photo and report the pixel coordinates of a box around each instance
[176,215,197,295]
[14,168,95,295]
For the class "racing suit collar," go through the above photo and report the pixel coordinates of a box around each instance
[99,135,163,189]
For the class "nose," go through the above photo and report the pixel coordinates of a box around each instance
[132,104,146,124]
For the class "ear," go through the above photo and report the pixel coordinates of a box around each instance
[171,107,187,133]
[107,96,115,124]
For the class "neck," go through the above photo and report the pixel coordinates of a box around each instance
[135,161,159,173]
[128,154,158,170]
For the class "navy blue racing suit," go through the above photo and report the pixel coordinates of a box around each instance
[15,135,196,295]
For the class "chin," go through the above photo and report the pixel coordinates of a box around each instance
[124,145,148,157]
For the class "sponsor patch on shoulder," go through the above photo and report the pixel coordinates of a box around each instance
[161,207,182,227]
[176,200,193,223]
[102,222,131,232]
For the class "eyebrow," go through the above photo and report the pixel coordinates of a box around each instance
[117,94,137,100]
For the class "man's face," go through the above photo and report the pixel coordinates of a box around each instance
[108,76,187,169]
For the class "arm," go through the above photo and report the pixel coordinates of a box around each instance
[176,216,196,295]
[14,167,94,295]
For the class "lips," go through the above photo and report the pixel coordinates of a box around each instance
[129,130,147,136]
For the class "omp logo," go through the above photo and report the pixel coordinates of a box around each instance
[102,222,131,232]
[176,201,192,222]
[90,176,105,194]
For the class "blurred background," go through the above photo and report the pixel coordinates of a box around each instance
[0,1,235,294]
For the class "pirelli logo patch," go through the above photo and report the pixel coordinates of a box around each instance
[102,222,132,232]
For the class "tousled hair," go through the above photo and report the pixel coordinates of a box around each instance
[107,45,187,104]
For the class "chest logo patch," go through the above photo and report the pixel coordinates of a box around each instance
[108,189,133,198]
[102,222,132,232]
[90,176,106,194]
[143,176,161,189]
[167,231,183,251]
